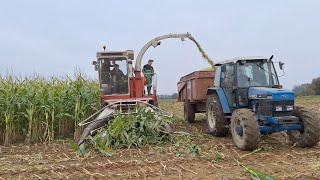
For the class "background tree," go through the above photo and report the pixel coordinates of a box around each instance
[292,76,320,96]
[171,93,178,99]
[311,77,320,95]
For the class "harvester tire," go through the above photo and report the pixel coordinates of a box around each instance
[184,101,195,123]
[206,94,229,136]
[230,108,261,150]
[150,100,158,107]
[287,106,320,147]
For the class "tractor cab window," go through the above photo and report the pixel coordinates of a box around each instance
[237,61,277,88]
[271,63,279,86]
[220,63,236,108]
[99,58,129,95]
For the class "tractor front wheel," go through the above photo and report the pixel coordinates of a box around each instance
[230,108,261,150]
[287,107,320,147]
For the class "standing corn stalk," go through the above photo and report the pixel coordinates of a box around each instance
[0,76,22,145]
[23,79,38,144]
[38,80,55,143]
[72,74,99,141]
[0,73,100,145]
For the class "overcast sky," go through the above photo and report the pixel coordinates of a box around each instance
[1,1,319,94]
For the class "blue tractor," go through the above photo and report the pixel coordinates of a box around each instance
[206,56,320,150]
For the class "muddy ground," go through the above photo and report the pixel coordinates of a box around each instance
[0,97,320,180]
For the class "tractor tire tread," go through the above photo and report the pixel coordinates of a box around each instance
[231,108,261,150]
[288,106,320,147]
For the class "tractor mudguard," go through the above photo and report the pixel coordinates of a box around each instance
[207,87,231,114]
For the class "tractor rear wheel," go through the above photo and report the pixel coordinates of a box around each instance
[205,94,229,136]
[287,107,320,147]
[230,108,261,150]
[184,101,195,123]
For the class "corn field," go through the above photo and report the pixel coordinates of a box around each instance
[0,73,100,146]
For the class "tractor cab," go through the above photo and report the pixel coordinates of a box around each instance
[93,50,135,103]
[217,57,284,110]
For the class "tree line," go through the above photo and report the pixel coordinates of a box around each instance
[293,77,320,96]
[158,93,178,99]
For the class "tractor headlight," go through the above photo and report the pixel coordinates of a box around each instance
[287,106,294,111]
[275,106,283,111]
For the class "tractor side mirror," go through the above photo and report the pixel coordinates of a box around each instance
[279,62,284,70]
[92,61,98,71]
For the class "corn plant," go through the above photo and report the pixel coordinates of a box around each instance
[23,79,38,143]
[69,74,99,140]
[0,76,23,145]
[0,73,100,145]
[89,109,172,155]
[38,80,55,142]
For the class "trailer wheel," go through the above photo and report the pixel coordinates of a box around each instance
[184,101,195,123]
[206,94,229,136]
[287,107,320,147]
[230,108,261,150]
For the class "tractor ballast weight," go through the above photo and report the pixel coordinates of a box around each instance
[205,56,320,150]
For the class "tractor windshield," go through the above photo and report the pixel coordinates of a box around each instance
[99,58,129,95]
[237,60,279,88]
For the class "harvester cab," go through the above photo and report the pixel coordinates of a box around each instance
[93,50,135,105]
[78,49,166,145]
[206,56,320,150]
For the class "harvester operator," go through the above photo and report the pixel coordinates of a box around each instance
[142,59,154,95]
[111,64,125,81]
[111,64,126,93]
